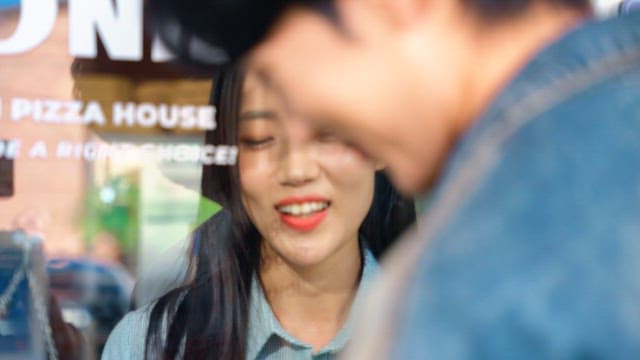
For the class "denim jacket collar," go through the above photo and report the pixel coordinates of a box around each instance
[421,12,640,223]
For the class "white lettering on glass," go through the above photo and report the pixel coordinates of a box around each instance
[0,0,57,54]
[69,0,143,60]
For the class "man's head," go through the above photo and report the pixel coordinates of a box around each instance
[155,0,590,194]
[249,0,591,193]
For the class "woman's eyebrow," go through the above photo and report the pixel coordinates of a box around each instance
[239,110,277,121]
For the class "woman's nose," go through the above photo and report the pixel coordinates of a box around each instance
[277,119,320,187]
[277,145,321,187]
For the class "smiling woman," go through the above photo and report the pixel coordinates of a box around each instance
[100,63,415,360]
[238,69,378,270]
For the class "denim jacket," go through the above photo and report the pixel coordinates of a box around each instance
[344,12,640,359]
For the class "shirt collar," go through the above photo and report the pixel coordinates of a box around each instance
[246,247,380,360]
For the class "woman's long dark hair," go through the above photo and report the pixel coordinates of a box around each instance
[145,64,416,359]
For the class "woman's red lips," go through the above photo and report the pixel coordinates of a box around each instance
[276,196,330,232]
[279,211,328,232]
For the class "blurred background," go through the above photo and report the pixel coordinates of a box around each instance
[0,0,635,358]
[0,0,220,358]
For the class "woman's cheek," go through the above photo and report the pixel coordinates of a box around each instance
[239,152,274,195]
[240,147,278,172]
[321,147,376,186]
[329,145,375,170]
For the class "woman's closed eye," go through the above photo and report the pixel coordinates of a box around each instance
[240,136,275,149]
[238,110,278,150]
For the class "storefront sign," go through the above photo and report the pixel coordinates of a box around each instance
[0,0,172,61]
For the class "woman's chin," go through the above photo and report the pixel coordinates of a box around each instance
[283,250,334,269]
[271,241,338,270]
[262,229,359,271]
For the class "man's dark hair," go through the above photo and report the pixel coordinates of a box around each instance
[149,0,296,65]
[149,0,591,65]
[461,0,591,19]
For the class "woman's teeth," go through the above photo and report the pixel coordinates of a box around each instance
[277,201,329,216]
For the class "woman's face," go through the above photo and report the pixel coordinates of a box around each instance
[238,71,377,268]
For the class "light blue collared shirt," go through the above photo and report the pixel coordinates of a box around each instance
[102,248,379,360]
[246,248,379,360]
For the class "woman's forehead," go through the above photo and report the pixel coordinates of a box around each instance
[242,69,263,95]
[241,70,286,112]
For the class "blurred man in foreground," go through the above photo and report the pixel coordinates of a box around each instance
[154,0,640,357]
